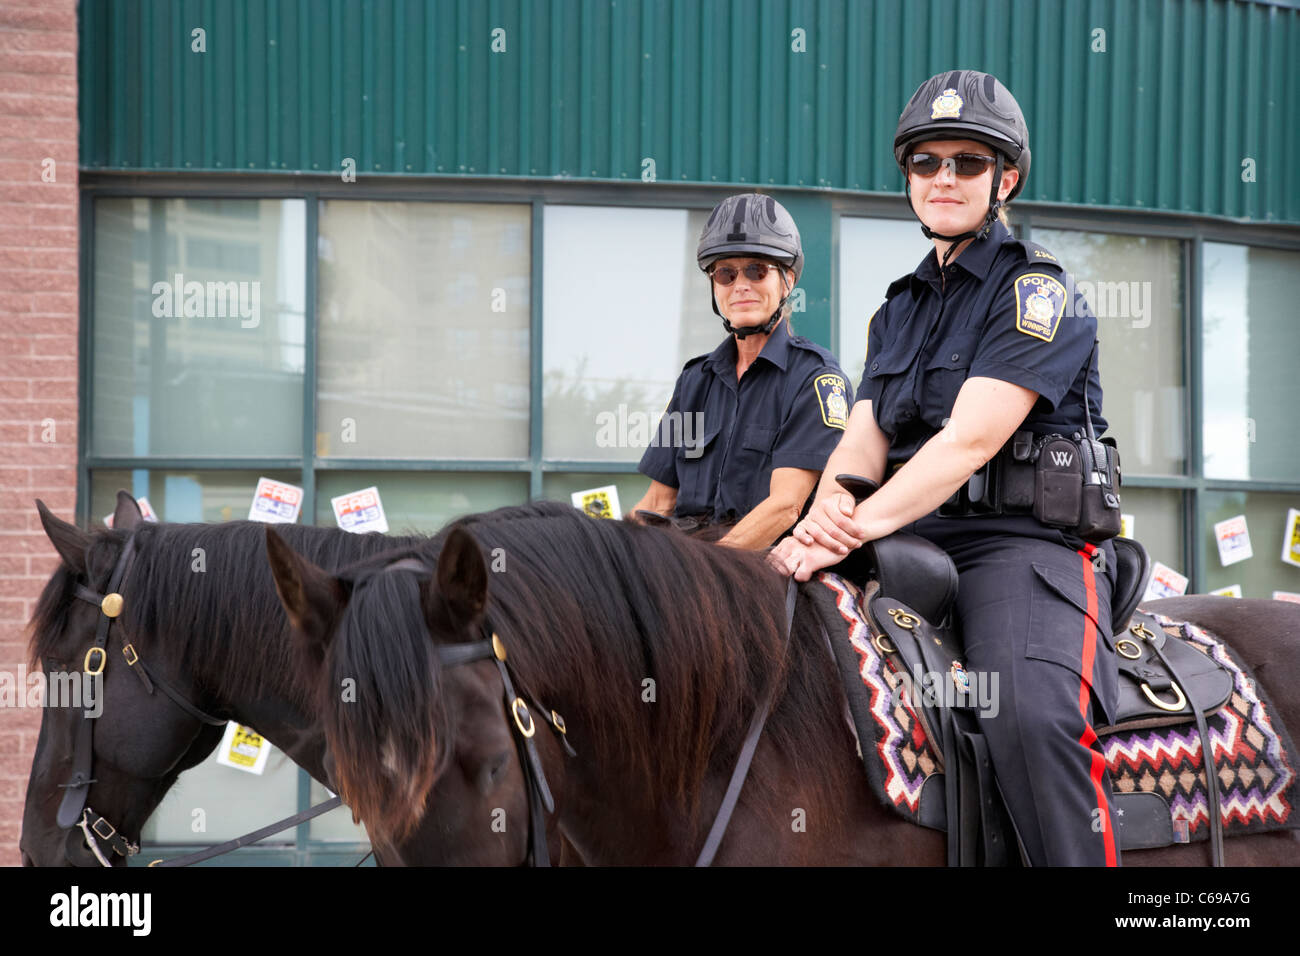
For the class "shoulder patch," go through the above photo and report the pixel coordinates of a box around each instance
[814,372,850,430]
[1014,273,1067,342]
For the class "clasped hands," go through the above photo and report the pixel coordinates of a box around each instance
[768,491,873,581]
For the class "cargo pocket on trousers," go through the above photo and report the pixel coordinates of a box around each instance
[1024,561,1112,684]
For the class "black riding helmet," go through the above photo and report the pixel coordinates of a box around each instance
[894,70,1030,259]
[697,193,803,339]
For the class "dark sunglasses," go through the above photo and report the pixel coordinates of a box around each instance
[710,262,779,286]
[907,152,998,178]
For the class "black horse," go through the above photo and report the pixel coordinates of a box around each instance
[20,493,563,866]
[271,500,1300,865]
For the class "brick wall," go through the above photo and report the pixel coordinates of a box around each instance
[0,0,79,865]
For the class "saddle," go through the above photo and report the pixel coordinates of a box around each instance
[824,476,1237,865]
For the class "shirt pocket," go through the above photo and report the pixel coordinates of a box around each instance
[675,423,722,515]
[921,330,982,427]
[861,347,915,430]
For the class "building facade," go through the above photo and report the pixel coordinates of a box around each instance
[3,0,1298,864]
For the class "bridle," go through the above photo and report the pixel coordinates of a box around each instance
[55,530,227,866]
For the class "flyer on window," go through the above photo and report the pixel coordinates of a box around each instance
[331,486,389,534]
[1143,561,1189,601]
[1213,515,1253,567]
[1274,591,1300,604]
[1282,509,1300,568]
[1119,513,1135,539]
[1208,584,1242,598]
[215,722,272,775]
[247,477,303,524]
[572,485,622,520]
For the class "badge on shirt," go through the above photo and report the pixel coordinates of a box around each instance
[1013,273,1067,342]
[814,373,849,429]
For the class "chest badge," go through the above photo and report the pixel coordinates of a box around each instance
[931,88,963,119]
[1013,273,1067,342]
[814,373,849,430]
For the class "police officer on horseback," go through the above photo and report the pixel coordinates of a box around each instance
[634,194,853,549]
[772,71,1123,865]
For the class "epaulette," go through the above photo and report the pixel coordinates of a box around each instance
[1015,239,1061,266]
[885,272,914,299]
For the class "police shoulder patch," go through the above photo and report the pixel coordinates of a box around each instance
[814,372,849,429]
[1013,273,1067,342]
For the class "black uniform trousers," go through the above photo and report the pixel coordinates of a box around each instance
[913,515,1121,866]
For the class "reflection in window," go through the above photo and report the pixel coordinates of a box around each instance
[1115,486,1184,585]
[90,469,303,524]
[1034,229,1184,477]
[837,218,931,390]
[316,201,531,460]
[1201,491,1300,599]
[1202,244,1300,482]
[91,198,306,458]
[314,471,528,535]
[542,206,719,462]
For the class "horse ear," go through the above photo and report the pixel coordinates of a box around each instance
[432,526,488,632]
[265,527,347,657]
[36,499,89,575]
[111,490,145,530]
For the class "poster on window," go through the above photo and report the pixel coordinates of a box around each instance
[1208,584,1242,598]
[1143,561,1189,601]
[1282,509,1300,568]
[1274,591,1300,604]
[572,485,622,521]
[1119,513,1135,539]
[248,477,303,524]
[215,722,272,775]
[331,486,389,534]
[1213,515,1253,567]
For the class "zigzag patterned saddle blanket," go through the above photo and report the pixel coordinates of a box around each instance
[811,572,1300,843]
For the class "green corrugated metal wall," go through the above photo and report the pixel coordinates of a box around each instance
[81,0,1299,222]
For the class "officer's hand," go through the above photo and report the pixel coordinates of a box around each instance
[794,492,865,553]
[789,540,845,582]
[767,536,804,576]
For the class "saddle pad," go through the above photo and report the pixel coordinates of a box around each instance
[813,574,1300,841]
[813,572,942,826]
[1100,614,1299,840]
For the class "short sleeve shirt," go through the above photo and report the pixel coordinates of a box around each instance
[639,320,852,522]
[855,221,1106,470]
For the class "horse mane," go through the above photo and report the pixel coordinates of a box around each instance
[28,520,428,707]
[323,502,847,842]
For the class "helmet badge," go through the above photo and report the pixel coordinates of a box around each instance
[930,88,963,120]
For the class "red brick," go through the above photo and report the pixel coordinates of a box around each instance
[0,4,77,31]
[0,51,75,75]
[0,92,74,117]
[0,70,77,96]
[31,330,77,351]
[0,572,45,593]
[0,556,25,576]
[0,398,76,420]
[4,357,74,380]
[0,334,31,356]
[0,424,29,442]
[29,292,76,313]
[0,292,35,314]
[1,269,72,292]
[0,599,26,621]
[26,379,74,399]
[0,379,29,399]
[0,28,76,54]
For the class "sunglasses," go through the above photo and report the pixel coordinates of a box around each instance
[710,262,781,286]
[907,152,998,178]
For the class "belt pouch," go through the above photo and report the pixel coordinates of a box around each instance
[1034,436,1082,527]
[997,430,1036,510]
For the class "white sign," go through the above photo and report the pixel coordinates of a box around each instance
[1143,561,1189,601]
[331,486,389,534]
[1282,509,1300,568]
[215,722,272,775]
[1119,513,1135,539]
[1213,515,1253,567]
[1208,584,1242,598]
[248,477,303,524]
[1273,591,1300,604]
[572,485,622,520]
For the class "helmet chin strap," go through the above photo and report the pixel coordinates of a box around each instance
[907,154,1006,269]
[714,270,792,339]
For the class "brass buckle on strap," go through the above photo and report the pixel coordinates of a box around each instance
[1141,681,1187,713]
[511,698,536,738]
[888,608,920,631]
[84,647,106,675]
[91,815,116,841]
[873,631,896,655]
[1130,621,1156,641]
[551,710,567,735]
[122,643,139,666]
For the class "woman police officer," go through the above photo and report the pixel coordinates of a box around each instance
[633,194,854,550]
[771,71,1122,865]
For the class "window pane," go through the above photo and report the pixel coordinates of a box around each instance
[1201,491,1300,599]
[837,217,931,390]
[542,206,719,462]
[540,471,651,518]
[316,201,531,459]
[91,469,303,524]
[314,471,528,535]
[1034,229,1184,477]
[1117,486,1184,585]
[142,743,299,845]
[92,198,306,458]
[1201,244,1300,482]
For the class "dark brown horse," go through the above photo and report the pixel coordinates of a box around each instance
[20,494,563,866]
[270,500,1300,865]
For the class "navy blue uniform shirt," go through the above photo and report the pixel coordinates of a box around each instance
[639,319,852,523]
[856,220,1106,472]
